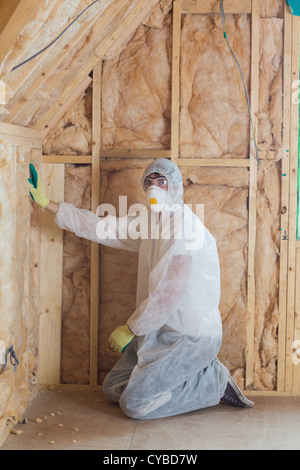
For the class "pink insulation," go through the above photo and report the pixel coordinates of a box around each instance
[180,14,251,159]
[258,18,283,151]
[61,164,92,384]
[101,16,172,150]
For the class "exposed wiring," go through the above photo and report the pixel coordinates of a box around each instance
[10,0,99,73]
[220,0,260,165]
[4,345,19,373]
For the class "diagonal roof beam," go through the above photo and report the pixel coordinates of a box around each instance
[0,0,22,35]
[6,0,127,123]
[96,0,159,59]
[41,75,92,139]
[4,0,79,92]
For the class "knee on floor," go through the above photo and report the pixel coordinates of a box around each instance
[119,391,146,419]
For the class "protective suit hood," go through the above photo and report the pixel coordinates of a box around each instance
[142,158,184,207]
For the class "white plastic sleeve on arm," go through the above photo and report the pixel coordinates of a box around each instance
[54,202,140,252]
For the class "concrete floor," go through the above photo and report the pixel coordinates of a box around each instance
[1,389,300,450]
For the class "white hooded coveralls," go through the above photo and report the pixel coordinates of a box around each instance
[54,158,229,419]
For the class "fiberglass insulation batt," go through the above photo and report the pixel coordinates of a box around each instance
[0,141,40,437]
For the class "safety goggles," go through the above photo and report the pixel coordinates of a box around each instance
[143,173,168,190]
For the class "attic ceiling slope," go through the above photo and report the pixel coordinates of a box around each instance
[0,0,166,129]
[4,0,123,125]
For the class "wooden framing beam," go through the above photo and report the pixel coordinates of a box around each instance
[42,150,170,164]
[101,149,170,159]
[258,150,280,160]
[277,3,293,392]
[42,155,93,164]
[0,122,42,148]
[179,158,250,167]
[96,0,157,59]
[90,62,102,386]
[0,0,22,35]
[41,76,92,139]
[35,56,100,131]
[39,382,300,395]
[42,154,252,167]
[293,248,300,394]
[0,122,41,139]
[245,0,259,391]
[0,134,42,149]
[181,0,252,15]
[171,0,181,165]
[285,15,300,393]
[39,164,64,386]
[0,0,40,65]
[100,0,158,60]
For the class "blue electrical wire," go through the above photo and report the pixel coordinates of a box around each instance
[220,0,260,165]
[11,0,99,72]
[4,345,19,373]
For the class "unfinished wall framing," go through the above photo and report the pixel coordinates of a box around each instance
[38,0,299,394]
[1,0,300,444]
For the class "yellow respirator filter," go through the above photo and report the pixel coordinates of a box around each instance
[149,198,158,205]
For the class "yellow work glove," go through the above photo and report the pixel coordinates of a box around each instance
[28,163,50,209]
[109,324,135,353]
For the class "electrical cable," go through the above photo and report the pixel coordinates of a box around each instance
[4,345,19,373]
[10,0,99,73]
[220,0,260,165]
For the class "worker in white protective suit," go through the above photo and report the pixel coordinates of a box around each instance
[28,159,254,419]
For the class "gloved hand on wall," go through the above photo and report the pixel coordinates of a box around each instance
[109,324,135,353]
[28,163,50,209]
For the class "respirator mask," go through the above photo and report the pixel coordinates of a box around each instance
[144,173,168,213]
[146,186,167,213]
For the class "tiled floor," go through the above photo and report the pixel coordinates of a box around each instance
[1,389,300,450]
